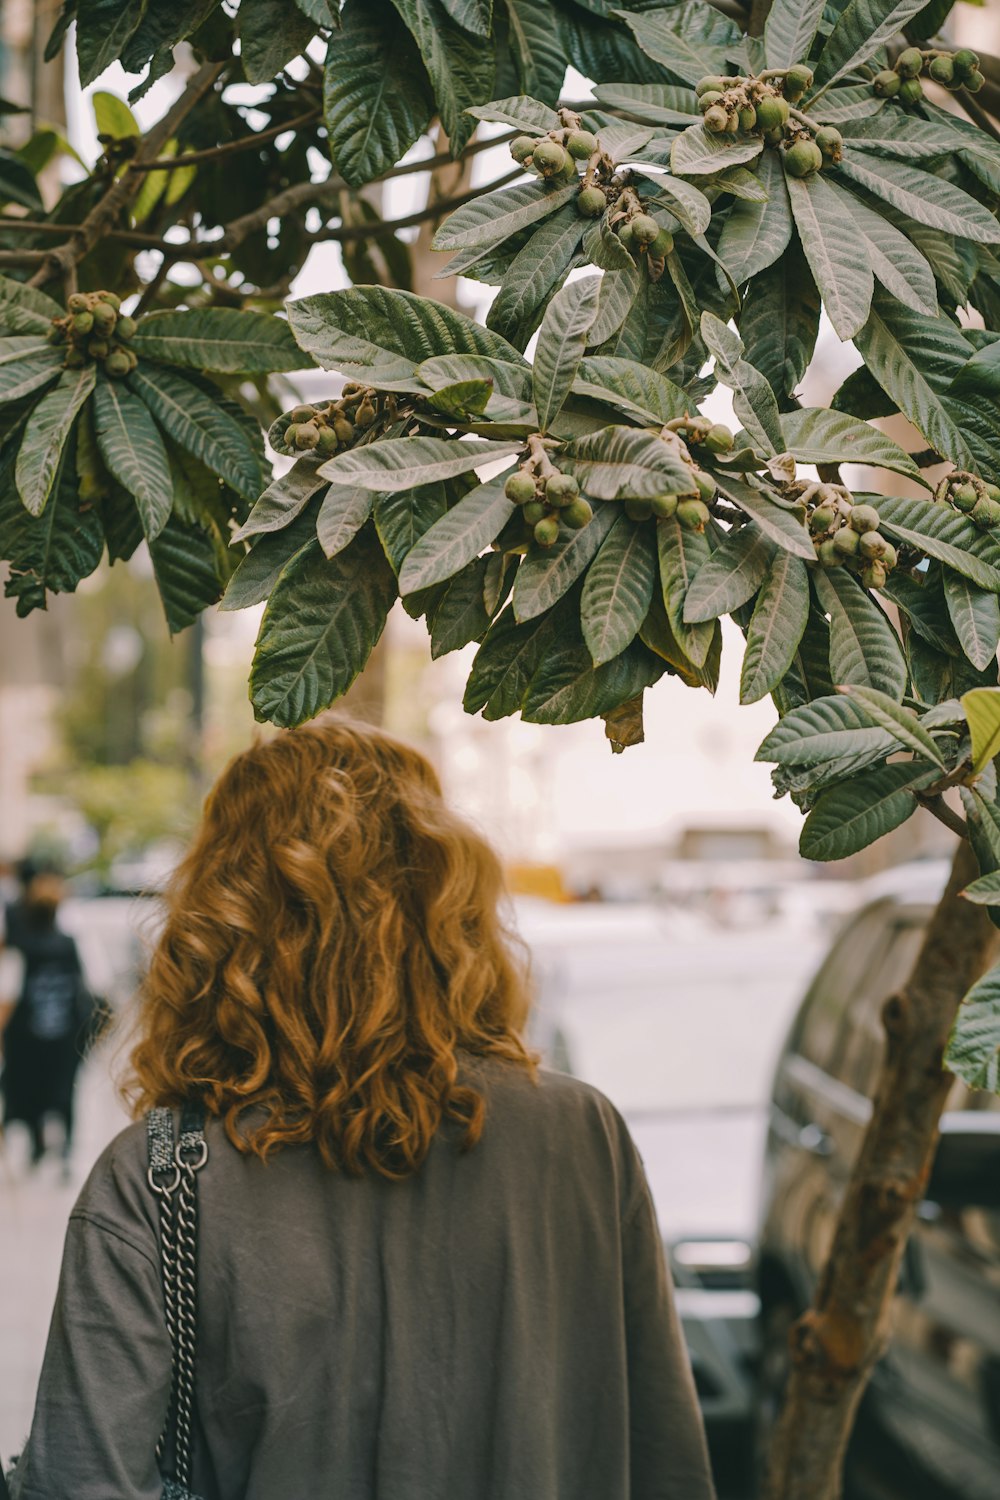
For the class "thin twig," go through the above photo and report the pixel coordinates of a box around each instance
[915,792,968,839]
[955,90,1000,146]
[129,108,322,170]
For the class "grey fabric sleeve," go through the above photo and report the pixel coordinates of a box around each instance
[622,1177,717,1500]
[9,1212,171,1500]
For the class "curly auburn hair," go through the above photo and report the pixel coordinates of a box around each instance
[125,716,535,1178]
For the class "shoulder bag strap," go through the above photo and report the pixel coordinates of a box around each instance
[147,1103,208,1492]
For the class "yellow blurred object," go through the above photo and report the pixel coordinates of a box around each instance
[505,863,570,903]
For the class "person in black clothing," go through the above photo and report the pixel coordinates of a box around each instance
[0,871,88,1166]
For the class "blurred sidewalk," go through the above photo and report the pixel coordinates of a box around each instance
[0,1044,128,1459]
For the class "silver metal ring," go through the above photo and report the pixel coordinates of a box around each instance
[175,1138,208,1170]
[148,1164,181,1194]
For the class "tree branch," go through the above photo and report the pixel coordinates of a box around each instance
[915,792,968,839]
[129,108,321,170]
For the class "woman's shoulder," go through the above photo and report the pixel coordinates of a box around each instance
[70,1116,161,1256]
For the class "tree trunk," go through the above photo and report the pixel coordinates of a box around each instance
[764,836,999,1499]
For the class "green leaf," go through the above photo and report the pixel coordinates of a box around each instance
[580,513,657,666]
[670,124,763,177]
[464,96,559,133]
[505,1,568,102]
[647,177,712,238]
[221,508,318,612]
[487,205,586,351]
[417,354,532,403]
[319,436,517,493]
[435,178,579,254]
[250,527,397,728]
[287,285,524,386]
[0,434,103,616]
[838,685,948,769]
[91,377,173,541]
[374,481,449,573]
[812,566,907,699]
[853,296,978,472]
[800,761,937,861]
[943,570,1000,674]
[837,154,1000,246]
[614,3,740,88]
[131,309,307,373]
[512,501,617,622]
[234,458,327,542]
[587,264,642,347]
[533,275,600,433]
[239,0,318,80]
[148,515,225,635]
[829,184,937,318]
[316,486,374,558]
[389,0,494,151]
[716,151,793,287]
[875,495,1000,593]
[657,515,715,668]
[75,0,147,87]
[322,0,433,185]
[127,364,262,498]
[963,688,1000,775]
[560,425,695,500]
[945,961,1000,1092]
[14,365,95,518]
[92,90,139,140]
[960,872,1000,907]
[425,378,493,417]
[950,340,1000,399]
[740,552,810,704]
[737,241,820,408]
[398,478,514,593]
[810,86,888,124]
[571,356,689,425]
[701,312,784,454]
[756,693,899,766]
[592,83,700,127]
[815,0,931,90]
[764,0,826,70]
[428,556,492,659]
[712,472,816,561]
[0,339,63,405]
[785,169,873,341]
[778,408,922,483]
[521,635,663,726]
[683,522,775,622]
[0,148,42,211]
[0,276,62,336]
[464,599,565,719]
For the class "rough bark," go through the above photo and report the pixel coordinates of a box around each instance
[764,836,999,1500]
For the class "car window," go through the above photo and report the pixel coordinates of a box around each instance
[790,906,894,1076]
[834,917,925,1097]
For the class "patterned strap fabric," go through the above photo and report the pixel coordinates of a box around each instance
[147,1105,208,1499]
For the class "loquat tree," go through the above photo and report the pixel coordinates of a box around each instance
[2,2,1000,1495]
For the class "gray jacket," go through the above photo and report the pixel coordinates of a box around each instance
[10,1057,715,1499]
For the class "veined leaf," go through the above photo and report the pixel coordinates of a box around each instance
[425,378,493,417]
[398,478,514,593]
[647,177,712,237]
[716,151,792,287]
[764,0,826,70]
[131,308,308,372]
[464,599,566,719]
[505,0,567,101]
[127,364,262,497]
[943,570,1000,673]
[233,459,327,541]
[239,0,318,80]
[614,3,741,88]
[800,761,937,861]
[149,514,225,635]
[712,472,815,561]
[465,96,559,132]
[389,0,493,151]
[737,241,820,408]
[487,206,586,351]
[945,962,1000,1092]
[809,85,886,124]
[671,124,763,177]
[560,425,694,499]
[779,408,922,482]
[838,685,948,769]
[0,434,103,616]
[75,0,147,87]
[756,693,900,766]
[833,184,937,317]
[683,522,775,622]
[657,515,714,668]
[318,436,518,492]
[250,526,397,727]
[815,0,931,90]
[221,508,318,611]
[427,556,492,659]
[0,340,63,405]
[785,169,873,341]
[14,365,95,518]
[875,495,1000,593]
[740,552,810,704]
[812,565,907,699]
[322,0,433,184]
[701,311,784,454]
[432,178,578,252]
[0,275,62,336]
[417,354,532,403]
[91,377,173,541]
[587,264,642,347]
[963,688,1000,775]
[533,276,600,433]
[572,356,689,425]
[592,83,700,127]
[837,154,1000,246]
[373,482,448,572]
[512,501,616,622]
[960,872,1000,906]
[287,285,525,384]
[950,340,1000,399]
[316,486,374,558]
[521,634,663,726]
[580,513,657,665]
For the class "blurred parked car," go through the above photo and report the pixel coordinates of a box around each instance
[755,861,1000,1500]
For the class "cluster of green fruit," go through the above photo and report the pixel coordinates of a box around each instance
[694,70,842,178]
[873,46,984,102]
[621,472,715,531]
[616,210,674,261]
[510,124,600,198]
[809,493,897,589]
[504,464,593,547]
[46,291,138,378]
[277,384,379,456]
[933,471,1000,529]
